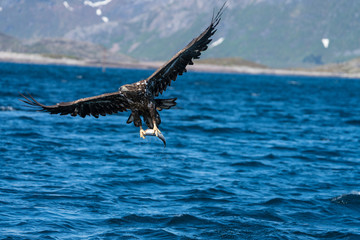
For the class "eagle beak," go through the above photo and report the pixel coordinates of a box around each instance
[119,86,129,92]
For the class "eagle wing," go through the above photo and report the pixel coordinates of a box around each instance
[144,3,226,97]
[20,92,130,118]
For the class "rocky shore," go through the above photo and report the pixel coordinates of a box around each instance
[1,51,360,79]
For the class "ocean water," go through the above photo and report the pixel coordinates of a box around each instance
[1,62,360,239]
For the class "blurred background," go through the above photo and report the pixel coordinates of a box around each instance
[0,0,359,72]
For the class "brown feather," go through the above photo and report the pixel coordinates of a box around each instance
[20,92,129,118]
[143,3,225,96]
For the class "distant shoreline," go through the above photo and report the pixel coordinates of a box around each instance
[1,51,360,79]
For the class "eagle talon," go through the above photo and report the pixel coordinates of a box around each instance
[142,128,166,147]
[140,127,146,139]
[153,126,161,137]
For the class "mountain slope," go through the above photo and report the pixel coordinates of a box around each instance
[0,32,24,52]
[0,0,359,67]
[0,33,132,63]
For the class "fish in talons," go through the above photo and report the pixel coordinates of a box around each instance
[141,128,166,147]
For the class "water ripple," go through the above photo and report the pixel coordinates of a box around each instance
[1,63,360,239]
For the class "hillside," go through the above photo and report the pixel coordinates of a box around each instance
[0,32,23,52]
[25,38,132,62]
[0,32,132,63]
[0,0,360,67]
[308,58,360,75]
[197,58,267,69]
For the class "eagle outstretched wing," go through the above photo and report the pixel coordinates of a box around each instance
[19,92,130,118]
[144,3,226,97]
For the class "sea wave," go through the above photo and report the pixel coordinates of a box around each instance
[2,63,360,239]
[345,119,360,126]
[331,192,360,205]
[0,106,15,111]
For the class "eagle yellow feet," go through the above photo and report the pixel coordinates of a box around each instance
[140,127,146,139]
[153,125,161,137]
[139,126,166,147]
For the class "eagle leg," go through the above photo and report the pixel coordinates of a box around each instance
[140,126,146,139]
[152,120,161,137]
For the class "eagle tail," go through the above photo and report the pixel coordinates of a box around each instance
[155,98,177,111]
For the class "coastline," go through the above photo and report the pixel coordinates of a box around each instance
[1,51,360,79]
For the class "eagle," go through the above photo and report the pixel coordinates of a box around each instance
[20,4,226,146]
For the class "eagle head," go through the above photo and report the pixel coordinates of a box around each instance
[119,85,130,92]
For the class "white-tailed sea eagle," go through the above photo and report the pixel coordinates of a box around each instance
[20,3,226,146]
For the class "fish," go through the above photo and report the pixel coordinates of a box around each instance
[143,129,166,147]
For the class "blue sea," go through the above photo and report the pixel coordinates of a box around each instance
[1,62,360,239]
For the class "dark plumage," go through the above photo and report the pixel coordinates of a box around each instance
[20,3,226,145]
